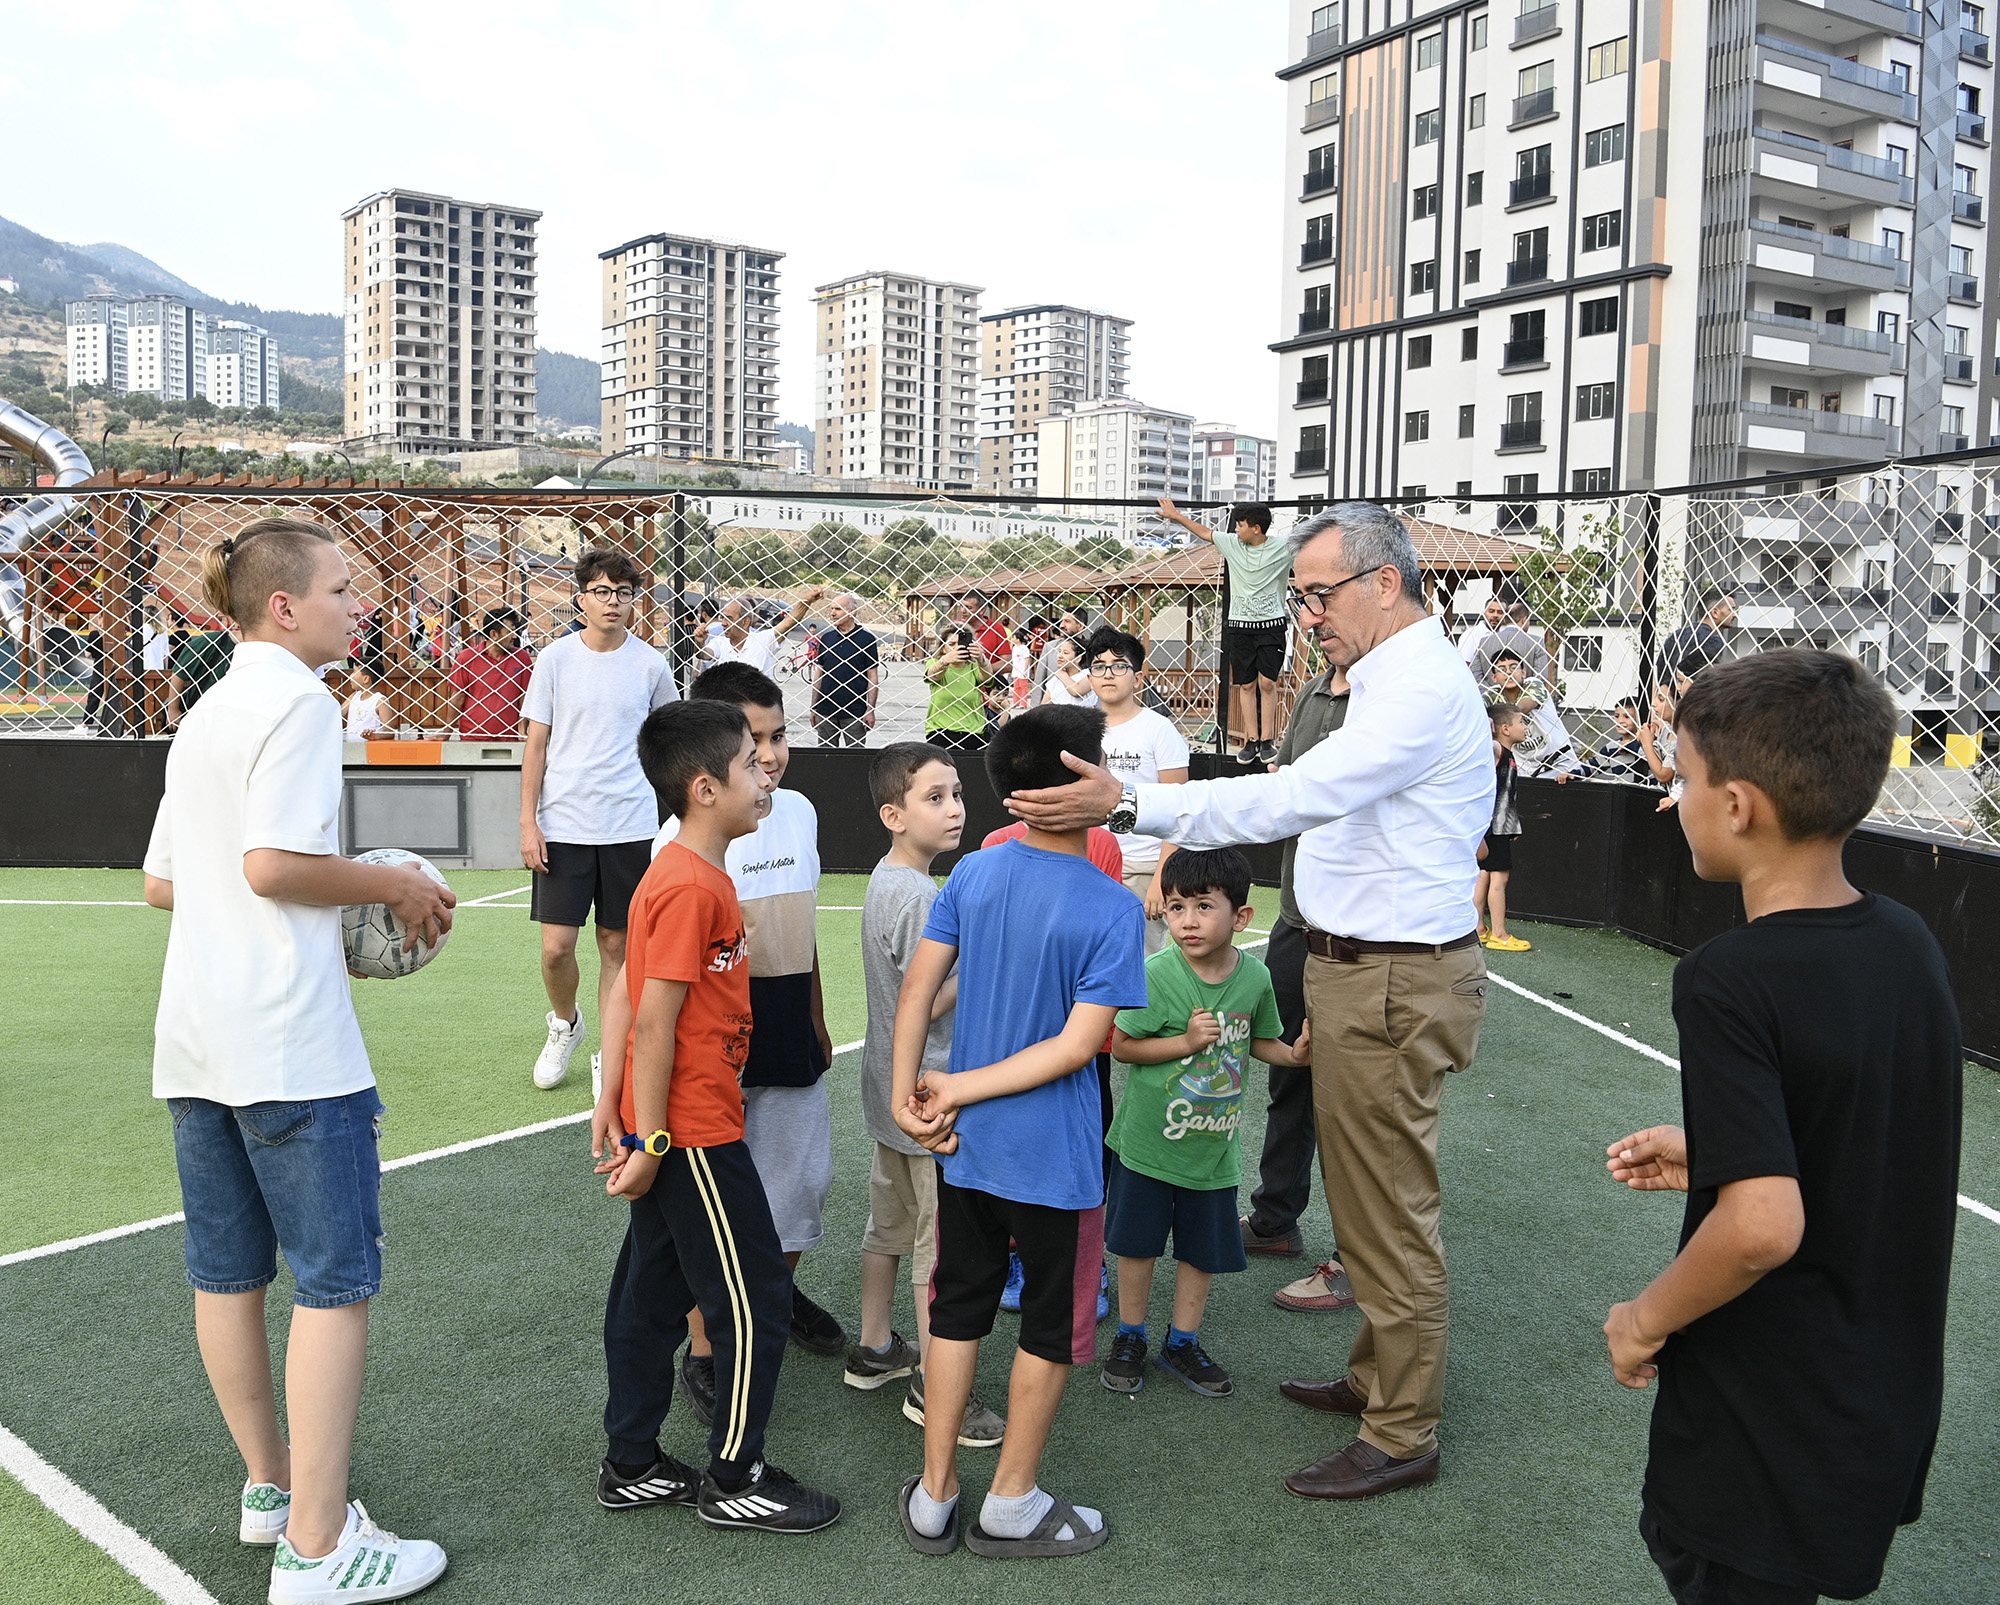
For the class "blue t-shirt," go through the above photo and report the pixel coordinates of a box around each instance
[923,839,1148,1209]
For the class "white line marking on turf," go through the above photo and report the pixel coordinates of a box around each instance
[0,1422,221,1605]
[0,898,151,906]
[0,1213,188,1269]
[1961,1194,2000,1227]
[454,883,534,906]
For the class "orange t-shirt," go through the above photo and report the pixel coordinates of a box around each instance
[620,841,753,1149]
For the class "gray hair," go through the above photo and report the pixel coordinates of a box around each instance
[833,591,861,611]
[1289,502,1422,602]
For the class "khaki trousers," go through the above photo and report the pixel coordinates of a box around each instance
[1303,942,1487,1458]
[1123,868,1168,954]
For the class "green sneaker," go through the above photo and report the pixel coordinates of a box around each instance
[239,1480,290,1546]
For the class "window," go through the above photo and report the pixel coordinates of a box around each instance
[1406,410,1432,441]
[1882,227,1906,259]
[1873,394,1897,425]
[1402,484,1430,499]
[1960,84,1982,114]
[1299,354,1331,401]
[1456,479,1475,511]
[1771,386,1809,409]
[1311,2,1340,31]
[1415,108,1443,144]
[1573,468,1613,495]
[1469,93,1487,128]
[1302,283,1332,332]
[1951,244,1975,275]
[1587,36,1630,79]
[1585,124,1626,166]
[1467,170,1485,205]
[1411,258,1438,294]
[1877,310,1901,341]
[1773,299,1813,320]
[1465,248,1482,281]
[1409,334,1434,368]
[1309,72,1338,103]
[1511,227,1549,280]
[1886,142,1910,175]
[1944,404,1966,433]
[1415,183,1441,218]
[1957,163,1980,195]
[1518,61,1555,95]
[1462,326,1481,360]
[1297,422,1328,469]
[1576,381,1617,419]
[1417,31,1442,69]
[1471,13,1489,48]
[1562,634,1604,672]
[1581,210,1623,250]
[1890,60,1912,92]
[1459,403,1477,437]
[1306,142,1339,193]
[1948,323,1970,353]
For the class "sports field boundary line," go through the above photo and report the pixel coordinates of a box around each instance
[0,1038,868,1270]
[0,1422,221,1605]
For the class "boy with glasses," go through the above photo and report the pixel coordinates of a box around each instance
[1085,626,1190,954]
[521,548,678,1092]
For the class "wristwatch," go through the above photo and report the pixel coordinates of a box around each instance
[1107,784,1139,835]
[619,1129,673,1156]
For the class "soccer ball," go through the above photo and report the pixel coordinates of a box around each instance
[342,848,451,980]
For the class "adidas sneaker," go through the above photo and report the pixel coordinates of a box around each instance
[239,1480,290,1545]
[266,1502,445,1603]
[696,1461,840,1535]
[597,1454,700,1512]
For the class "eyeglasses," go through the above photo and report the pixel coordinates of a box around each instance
[581,585,638,602]
[1087,661,1136,678]
[1285,568,1381,618]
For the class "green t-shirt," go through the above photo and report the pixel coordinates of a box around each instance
[170,631,236,709]
[925,659,986,735]
[1109,944,1282,1190]
[1215,527,1293,624]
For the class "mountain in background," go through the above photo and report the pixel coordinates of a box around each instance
[777,420,814,453]
[68,241,206,301]
[535,350,598,428]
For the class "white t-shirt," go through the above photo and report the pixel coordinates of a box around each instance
[522,631,678,844]
[144,642,371,1104]
[705,627,780,676]
[1043,672,1098,708]
[142,626,170,673]
[344,690,389,741]
[1010,643,1031,680]
[1101,705,1191,869]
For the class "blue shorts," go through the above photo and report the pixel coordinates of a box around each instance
[1103,1153,1248,1275]
[168,1088,386,1309]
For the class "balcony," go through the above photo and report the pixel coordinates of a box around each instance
[1950,274,1980,303]
[1305,95,1341,130]
[1508,170,1553,206]
[1948,353,1976,383]
[1753,33,1916,125]
[1299,306,1332,334]
[1295,447,1328,472]
[1304,22,1343,60]
[1746,217,1910,295]
[1502,336,1547,367]
[1300,237,1334,265]
[1742,307,1903,377]
[1750,125,1914,207]
[1931,591,1964,618]
[1739,398,1897,457]
[1515,5,1560,44]
[1297,374,1330,403]
[1499,419,1545,449]
[1939,432,1972,452]
[1960,110,1990,144]
[1303,166,1339,196]
[1954,190,1986,224]
[1964,27,1992,61]
[1506,253,1550,284]
[1732,493,1886,549]
[1511,88,1558,126]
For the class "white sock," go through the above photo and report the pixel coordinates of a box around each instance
[980,1485,1103,1541]
[909,1481,957,1539]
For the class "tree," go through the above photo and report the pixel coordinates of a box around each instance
[124,392,162,421]
[184,394,215,420]
[1073,534,1133,571]
[717,531,799,590]
[1511,510,1619,701]
[697,468,741,488]
[804,520,868,572]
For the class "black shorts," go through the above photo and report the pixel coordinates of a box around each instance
[1224,621,1288,684]
[1640,1505,1818,1605]
[1482,832,1517,874]
[930,1175,1104,1365]
[530,839,652,929]
[1103,1154,1248,1274]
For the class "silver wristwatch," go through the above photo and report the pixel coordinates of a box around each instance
[1107,785,1139,835]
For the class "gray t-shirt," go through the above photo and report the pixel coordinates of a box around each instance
[861,859,954,1155]
[522,631,678,844]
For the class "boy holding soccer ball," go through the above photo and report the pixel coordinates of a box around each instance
[143,519,456,1602]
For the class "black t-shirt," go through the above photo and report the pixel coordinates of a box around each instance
[812,624,878,717]
[1645,893,1961,1598]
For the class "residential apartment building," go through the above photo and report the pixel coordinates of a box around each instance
[66,295,128,391]
[207,321,281,410]
[978,303,1134,491]
[342,188,541,455]
[1191,423,1278,507]
[599,232,783,463]
[124,295,207,402]
[814,270,982,484]
[1035,397,1195,533]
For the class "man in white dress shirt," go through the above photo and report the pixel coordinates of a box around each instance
[1005,503,1491,1501]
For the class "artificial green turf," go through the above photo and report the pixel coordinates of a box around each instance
[2,885,1997,1604]
[0,1475,159,1605]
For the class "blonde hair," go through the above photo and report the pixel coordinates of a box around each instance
[201,517,337,626]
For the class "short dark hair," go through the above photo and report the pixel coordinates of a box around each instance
[638,701,750,818]
[1615,696,1640,713]
[690,660,783,710]
[1026,614,1051,631]
[1083,624,1146,671]
[1492,648,1524,667]
[1673,648,1895,841]
[1232,504,1272,535]
[985,704,1105,797]
[870,741,958,809]
[575,546,644,590]
[481,607,518,636]
[1489,701,1528,728]
[1698,586,1734,610]
[1158,846,1253,908]
[1507,602,1531,624]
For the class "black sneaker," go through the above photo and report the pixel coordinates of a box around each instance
[1154,1338,1233,1397]
[1102,1330,1147,1393]
[678,1348,716,1429]
[597,1453,700,1511]
[790,1287,847,1356]
[1235,740,1259,764]
[843,1330,919,1390]
[902,1373,1007,1447]
[697,1460,841,1534]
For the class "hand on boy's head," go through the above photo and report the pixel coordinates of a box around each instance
[1003,751,1122,829]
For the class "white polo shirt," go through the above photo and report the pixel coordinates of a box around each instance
[144,642,371,1104]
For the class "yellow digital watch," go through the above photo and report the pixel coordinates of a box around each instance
[620,1130,673,1157]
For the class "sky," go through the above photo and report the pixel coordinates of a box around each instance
[5,0,1289,439]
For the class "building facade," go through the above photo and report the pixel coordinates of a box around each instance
[978,303,1134,492]
[65,295,279,407]
[207,321,282,410]
[1191,423,1278,508]
[1035,397,1196,533]
[598,232,782,463]
[66,296,128,392]
[814,270,982,484]
[124,295,207,402]
[342,188,541,455]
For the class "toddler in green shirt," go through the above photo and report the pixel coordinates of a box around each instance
[1101,847,1310,1398]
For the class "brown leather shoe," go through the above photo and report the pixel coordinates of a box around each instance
[1285,1438,1440,1501]
[1278,1375,1367,1415]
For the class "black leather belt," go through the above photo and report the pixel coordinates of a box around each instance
[1305,929,1480,962]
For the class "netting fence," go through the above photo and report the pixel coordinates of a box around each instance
[4,458,1999,848]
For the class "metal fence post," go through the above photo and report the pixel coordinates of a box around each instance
[669,492,689,681]
[1637,490,1661,698]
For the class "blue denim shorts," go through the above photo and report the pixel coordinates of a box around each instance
[168,1088,386,1308]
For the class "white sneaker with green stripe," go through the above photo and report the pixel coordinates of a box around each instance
[240,1481,291,1545]
[267,1502,446,1602]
